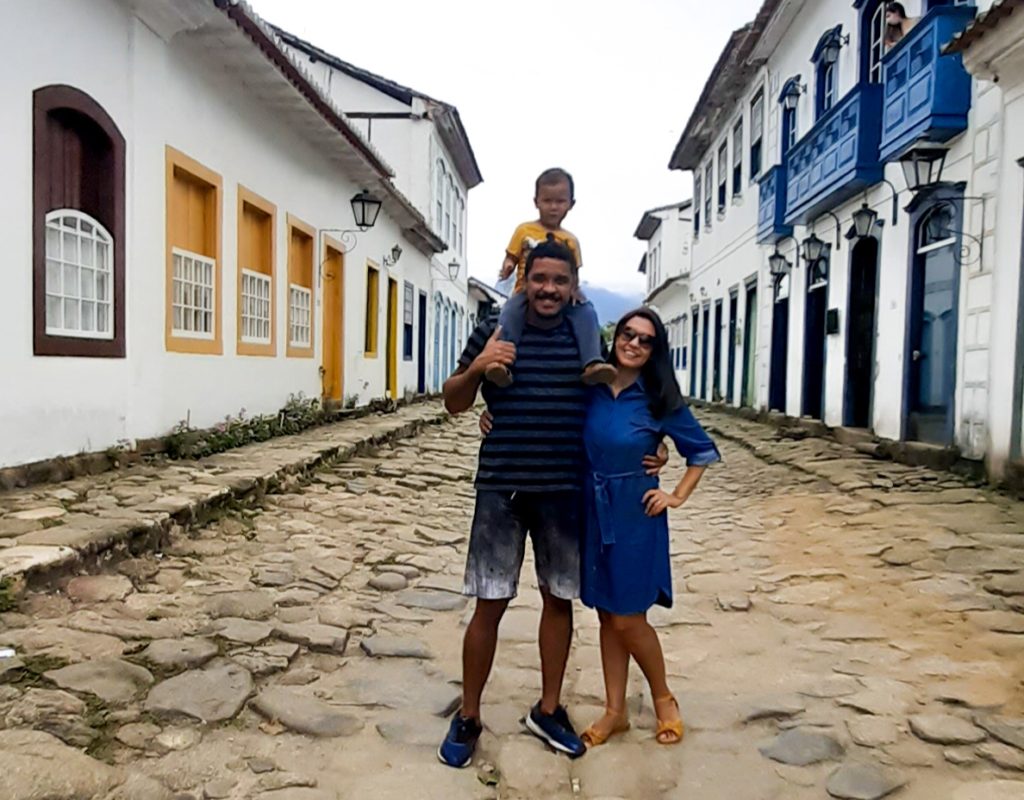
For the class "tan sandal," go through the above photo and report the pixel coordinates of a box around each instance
[580,709,631,748]
[654,695,684,745]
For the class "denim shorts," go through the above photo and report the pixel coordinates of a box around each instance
[463,490,582,601]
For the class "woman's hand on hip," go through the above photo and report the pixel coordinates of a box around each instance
[642,441,670,475]
[642,488,684,516]
[479,409,494,436]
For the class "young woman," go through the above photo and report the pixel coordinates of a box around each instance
[579,308,720,747]
[884,2,916,50]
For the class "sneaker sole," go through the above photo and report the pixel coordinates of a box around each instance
[436,746,472,769]
[524,714,584,758]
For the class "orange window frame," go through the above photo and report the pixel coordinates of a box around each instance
[165,146,223,355]
[237,185,277,357]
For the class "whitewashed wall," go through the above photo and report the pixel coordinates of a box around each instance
[0,0,435,467]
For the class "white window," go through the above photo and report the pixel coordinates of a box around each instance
[458,195,465,255]
[445,176,454,246]
[171,247,216,339]
[289,284,312,347]
[868,3,885,84]
[240,269,271,344]
[435,159,446,232]
[44,210,114,339]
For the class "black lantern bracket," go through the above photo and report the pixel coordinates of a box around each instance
[812,210,842,251]
[919,195,987,269]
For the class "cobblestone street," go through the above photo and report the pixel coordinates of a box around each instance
[2,406,1024,800]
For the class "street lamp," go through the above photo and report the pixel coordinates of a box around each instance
[781,80,805,112]
[851,203,878,239]
[899,146,948,193]
[768,248,792,278]
[383,244,402,267]
[447,260,460,280]
[801,233,827,264]
[350,189,383,231]
[819,29,850,67]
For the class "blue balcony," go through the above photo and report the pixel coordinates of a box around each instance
[879,5,976,162]
[757,164,792,244]
[784,82,884,226]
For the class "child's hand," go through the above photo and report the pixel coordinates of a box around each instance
[571,287,587,304]
[499,257,516,280]
[479,410,494,436]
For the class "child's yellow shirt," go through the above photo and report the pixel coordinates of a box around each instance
[506,222,583,293]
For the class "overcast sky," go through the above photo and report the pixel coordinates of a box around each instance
[249,0,762,295]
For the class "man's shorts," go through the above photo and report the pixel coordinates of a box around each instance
[463,490,581,601]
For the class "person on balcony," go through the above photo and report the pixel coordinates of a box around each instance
[884,2,917,50]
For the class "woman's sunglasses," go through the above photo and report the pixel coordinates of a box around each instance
[618,327,655,348]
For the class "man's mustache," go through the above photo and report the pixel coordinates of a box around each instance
[534,292,564,302]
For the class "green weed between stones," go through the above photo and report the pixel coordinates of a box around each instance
[0,577,17,612]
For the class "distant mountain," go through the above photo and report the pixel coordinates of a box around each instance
[582,284,644,325]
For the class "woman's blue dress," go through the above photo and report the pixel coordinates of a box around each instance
[581,380,721,615]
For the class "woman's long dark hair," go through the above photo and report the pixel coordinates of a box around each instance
[609,307,686,419]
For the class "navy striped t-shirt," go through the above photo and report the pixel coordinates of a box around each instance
[459,317,587,493]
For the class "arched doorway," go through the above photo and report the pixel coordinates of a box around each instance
[845,237,879,428]
[906,202,960,445]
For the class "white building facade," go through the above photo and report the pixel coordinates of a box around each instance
[275,31,483,395]
[672,0,1024,483]
[636,201,695,393]
[0,0,478,469]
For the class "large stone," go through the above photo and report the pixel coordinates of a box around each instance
[826,763,907,800]
[951,781,1024,800]
[0,729,123,798]
[272,622,349,654]
[145,659,253,723]
[212,617,273,645]
[847,718,902,747]
[909,714,987,745]
[140,638,219,670]
[115,722,162,750]
[368,572,408,592]
[4,688,98,747]
[10,506,67,521]
[394,589,467,612]
[759,729,844,766]
[743,694,806,723]
[332,660,460,717]
[979,742,1024,771]
[374,711,446,746]
[45,658,154,705]
[975,714,1024,751]
[360,635,433,659]
[206,591,277,620]
[968,610,1024,635]
[66,574,133,603]
[986,574,1024,597]
[252,687,363,737]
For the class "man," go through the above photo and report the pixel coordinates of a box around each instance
[437,238,589,766]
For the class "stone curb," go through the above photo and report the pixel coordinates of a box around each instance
[0,406,450,588]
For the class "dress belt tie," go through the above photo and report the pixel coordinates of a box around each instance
[592,469,648,547]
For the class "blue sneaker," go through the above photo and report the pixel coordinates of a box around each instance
[437,714,483,768]
[524,702,586,759]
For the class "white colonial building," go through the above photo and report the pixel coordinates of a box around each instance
[0,0,480,469]
[635,201,694,392]
[671,0,1024,484]
[275,30,483,395]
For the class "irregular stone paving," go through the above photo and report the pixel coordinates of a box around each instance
[0,403,447,580]
[0,407,1023,799]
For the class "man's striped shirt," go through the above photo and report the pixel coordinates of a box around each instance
[459,317,586,493]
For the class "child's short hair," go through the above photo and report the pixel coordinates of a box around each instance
[535,168,575,202]
[525,235,577,276]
